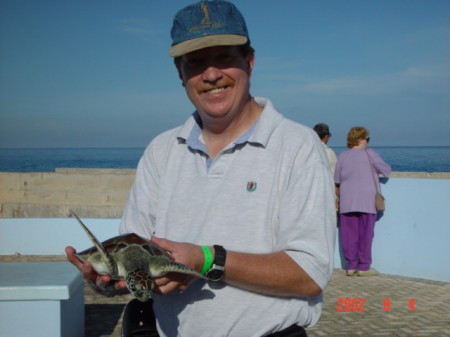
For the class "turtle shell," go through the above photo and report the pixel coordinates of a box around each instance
[77,233,171,260]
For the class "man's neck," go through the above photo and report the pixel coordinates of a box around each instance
[201,98,262,158]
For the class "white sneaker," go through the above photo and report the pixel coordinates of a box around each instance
[357,269,379,277]
[346,269,357,276]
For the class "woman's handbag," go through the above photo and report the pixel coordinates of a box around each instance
[375,193,385,211]
[366,149,385,211]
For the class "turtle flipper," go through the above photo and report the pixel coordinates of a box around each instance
[71,210,118,277]
[152,261,207,279]
[126,269,153,302]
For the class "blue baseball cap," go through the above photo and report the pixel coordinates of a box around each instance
[169,0,250,57]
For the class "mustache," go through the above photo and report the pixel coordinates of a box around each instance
[197,79,234,93]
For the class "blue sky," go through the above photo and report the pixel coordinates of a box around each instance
[1,0,449,148]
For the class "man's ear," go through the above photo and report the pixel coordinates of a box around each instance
[246,54,255,77]
[176,66,186,87]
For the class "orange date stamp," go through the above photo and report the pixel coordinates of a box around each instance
[336,298,415,311]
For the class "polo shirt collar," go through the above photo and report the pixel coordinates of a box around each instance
[177,97,283,151]
[249,97,283,148]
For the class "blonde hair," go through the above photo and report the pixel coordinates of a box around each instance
[347,126,369,148]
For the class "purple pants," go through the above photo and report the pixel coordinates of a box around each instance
[339,212,377,271]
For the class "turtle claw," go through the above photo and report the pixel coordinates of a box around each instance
[126,269,153,302]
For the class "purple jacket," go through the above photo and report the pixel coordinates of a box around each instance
[334,148,391,214]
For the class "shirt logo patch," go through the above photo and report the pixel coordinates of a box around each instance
[247,181,257,192]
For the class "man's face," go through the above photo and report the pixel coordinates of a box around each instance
[177,45,254,124]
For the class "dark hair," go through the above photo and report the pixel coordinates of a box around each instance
[313,123,331,140]
[173,42,255,69]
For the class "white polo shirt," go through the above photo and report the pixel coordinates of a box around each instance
[120,97,336,337]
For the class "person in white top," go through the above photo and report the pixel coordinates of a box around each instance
[66,2,336,336]
[314,123,337,174]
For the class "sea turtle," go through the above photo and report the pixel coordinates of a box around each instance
[71,211,206,302]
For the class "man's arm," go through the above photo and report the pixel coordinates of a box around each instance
[150,237,322,297]
[224,250,322,297]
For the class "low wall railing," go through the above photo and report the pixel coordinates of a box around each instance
[1,170,449,283]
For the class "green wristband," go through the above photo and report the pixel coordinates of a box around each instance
[201,246,213,275]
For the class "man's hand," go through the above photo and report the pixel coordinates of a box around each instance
[65,246,127,290]
[150,237,205,295]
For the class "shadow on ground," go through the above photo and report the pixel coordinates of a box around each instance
[85,304,126,337]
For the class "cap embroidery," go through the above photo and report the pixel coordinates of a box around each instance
[200,3,212,25]
[247,181,257,192]
[189,3,223,32]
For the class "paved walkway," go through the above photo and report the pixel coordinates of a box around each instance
[307,270,450,337]
[2,256,449,336]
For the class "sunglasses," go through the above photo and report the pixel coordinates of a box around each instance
[366,137,370,143]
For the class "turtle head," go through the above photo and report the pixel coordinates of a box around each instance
[126,269,154,302]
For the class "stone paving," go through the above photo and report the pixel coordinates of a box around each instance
[308,271,450,337]
[2,255,449,336]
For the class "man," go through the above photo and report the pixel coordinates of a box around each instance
[67,1,336,336]
[313,123,337,174]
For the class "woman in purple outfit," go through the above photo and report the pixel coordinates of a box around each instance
[334,127,391,277]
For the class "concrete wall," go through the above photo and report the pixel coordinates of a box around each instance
[0,169,136,218]
[1,168,449,218]
[334,177,450,283]
[0,173,449,282]
[0,218,121,255]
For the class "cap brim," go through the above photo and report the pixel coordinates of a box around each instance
[169,34,248,57]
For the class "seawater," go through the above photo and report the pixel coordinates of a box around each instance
[0,146,449,173]
[334,146,450,173]
[0,148,145,172]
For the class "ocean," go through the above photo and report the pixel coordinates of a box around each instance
[0,146,449,173]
